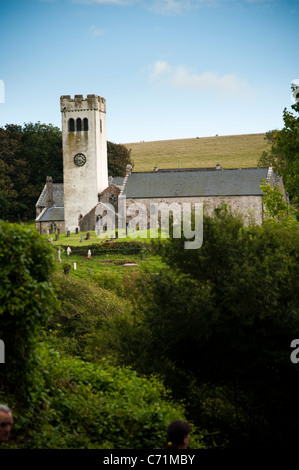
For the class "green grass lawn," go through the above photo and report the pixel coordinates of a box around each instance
[46,227,164,279]
[45,228,153,246]
[54,250,164,280]
[123,133,271,172]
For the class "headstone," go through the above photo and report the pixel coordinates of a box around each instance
[57,228,60,234]
[74,262,77,270]
[57,249,62,262]
[86,232,90,240]
[67,247,72,256]
[67,230,70,237]
[87,249,92,259]
[80,235,83,243]
[55,234,59,241]
[76,227,79,234]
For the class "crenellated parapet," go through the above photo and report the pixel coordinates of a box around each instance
[60,94,106,113]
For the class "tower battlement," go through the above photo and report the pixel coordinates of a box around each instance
[60,94,106,113]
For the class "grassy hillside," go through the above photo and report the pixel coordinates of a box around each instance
[123,133,271,172]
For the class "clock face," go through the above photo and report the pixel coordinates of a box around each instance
[74,153,86,167]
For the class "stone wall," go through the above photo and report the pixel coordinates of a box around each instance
[125,195,264,226]
[35,220,65,235]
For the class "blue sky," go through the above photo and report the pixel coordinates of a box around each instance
[0,0,298,143]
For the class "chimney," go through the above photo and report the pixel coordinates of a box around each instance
[46,176,54,208]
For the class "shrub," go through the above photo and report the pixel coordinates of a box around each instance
[62,261,71,275]
[49,273,132,361]
[0,221,55,404]
[10,343,204,449]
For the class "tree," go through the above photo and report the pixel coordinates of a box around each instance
[258,100,299,217]
[0,123,63,221]
[0,125,27,220]
[120,207,299,447]
[0,221,55,405]
[107,141,134,177]
[260,179,297,224]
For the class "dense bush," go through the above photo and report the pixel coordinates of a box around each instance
[5,343,203,449]
[49,273,133,361]
[112,208,299,448]
[0,221,55,404]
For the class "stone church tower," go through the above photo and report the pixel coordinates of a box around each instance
[60,94,108,232]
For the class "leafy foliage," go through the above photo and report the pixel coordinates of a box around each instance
[0,221,55,404]
[5,343,198,449]
[107,141,134,177]
[49,273,133,361]
[0,123,63,221]
[258,102,299,216]
[260,179,297,224]
[115,207,299,447]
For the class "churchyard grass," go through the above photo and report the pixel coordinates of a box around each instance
[45,229,153,246]
[53,245,164,280]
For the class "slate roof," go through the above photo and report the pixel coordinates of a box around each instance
[36,183,64,208]
[36,206,65,222]
[122,167,269,198]
[109,176,125,189]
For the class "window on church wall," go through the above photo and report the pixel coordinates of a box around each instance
[100,119,102,133]
[76,118,82,132]
[83,118,88,131]
[68,118,75,132]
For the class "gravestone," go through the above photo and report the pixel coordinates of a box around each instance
[67,247,72,256]
[76,227,79,234]
[80,235,84,243]
[55,234,59,241]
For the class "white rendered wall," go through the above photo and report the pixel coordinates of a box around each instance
[60,94,108,232]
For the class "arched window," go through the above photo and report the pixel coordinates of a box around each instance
[100,119,102,133]
[76,118,82,132]
[68,118,75,132]
[83,118,88,131]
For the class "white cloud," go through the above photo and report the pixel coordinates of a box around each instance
[89,25,107,36]
[72,0,137,4]
[149,61,255,100]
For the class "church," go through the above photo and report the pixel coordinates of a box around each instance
[35,94,286,235]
